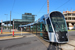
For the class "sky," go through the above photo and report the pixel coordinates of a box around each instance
[0,0,75,22]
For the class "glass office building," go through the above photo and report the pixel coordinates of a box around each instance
[22,13,35,22]
[13,13,35,29]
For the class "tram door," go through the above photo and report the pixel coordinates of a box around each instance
[45,18,53,41]
[42,18,50,40]
[43,25,49,40]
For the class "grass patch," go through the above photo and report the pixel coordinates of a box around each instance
[68,30,75,31]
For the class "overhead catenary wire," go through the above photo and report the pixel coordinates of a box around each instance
[55,0,70,10]
[10,0,15,32]
[37,0,47,14]
[11,0,15,12]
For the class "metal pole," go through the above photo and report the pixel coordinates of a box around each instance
[21,28,22,36]
[36,24,37,35]
[4,14,8,29]
[13,20,14,31]
[10,11,11,32]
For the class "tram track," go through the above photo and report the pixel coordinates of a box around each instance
[34,34,75,50]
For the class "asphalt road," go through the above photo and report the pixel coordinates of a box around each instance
[0,31,75,50]
[0,34,47,50]
[68,31,75,40]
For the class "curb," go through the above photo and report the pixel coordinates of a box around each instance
[32,34,49,47]
[0,33,30,35]
[0,36,25,41]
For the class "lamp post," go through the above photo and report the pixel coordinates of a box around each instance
[10,11,11,32]
[4,14,8,29]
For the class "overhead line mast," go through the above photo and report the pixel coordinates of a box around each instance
[47,0,49,14]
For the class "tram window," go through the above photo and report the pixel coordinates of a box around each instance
[46,18,53,32]
[50,12,67,32]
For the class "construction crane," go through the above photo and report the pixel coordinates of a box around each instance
[47,0,49,13]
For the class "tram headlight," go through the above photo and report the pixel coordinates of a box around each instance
[56,33,58,36]
[56,33,59,39]
[66,33,68,36]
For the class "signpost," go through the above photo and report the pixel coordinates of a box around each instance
[21,28,22,36]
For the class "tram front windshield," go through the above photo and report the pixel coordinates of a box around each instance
[51,17,67,32]
[50,13,67,32]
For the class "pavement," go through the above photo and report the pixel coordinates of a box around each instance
[0,32,30,34]
[0,32,31,41]
[0,36,24,40]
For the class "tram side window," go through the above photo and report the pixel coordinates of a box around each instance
[46,18,53,32]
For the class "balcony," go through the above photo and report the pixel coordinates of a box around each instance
[66,20,75,23]
[65,16,75,17]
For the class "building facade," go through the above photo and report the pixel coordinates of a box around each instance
[63,10,75,30]
[22,13,35,22]
[13,13,35,29]
[0,13,35,31]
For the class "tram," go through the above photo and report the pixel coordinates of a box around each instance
[19,11,68,43]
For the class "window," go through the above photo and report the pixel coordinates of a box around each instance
[72,14,75,16]
[51,17,67,32]
[50,12,67,32]
[46,18,53,32]
[64,14,67,16]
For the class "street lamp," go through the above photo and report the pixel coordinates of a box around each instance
[4,14,8,29]
[10,11,11,32]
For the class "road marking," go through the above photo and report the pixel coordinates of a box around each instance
[26,35,36,37]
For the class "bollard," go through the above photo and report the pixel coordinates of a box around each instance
[1,30,2,34]
[13,31,14,37]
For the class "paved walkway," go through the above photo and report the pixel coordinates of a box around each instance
[0,32,31,40]
[0,32,30,34]
[0,35,24,40]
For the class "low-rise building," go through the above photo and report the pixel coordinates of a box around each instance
[63,10,75,30]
